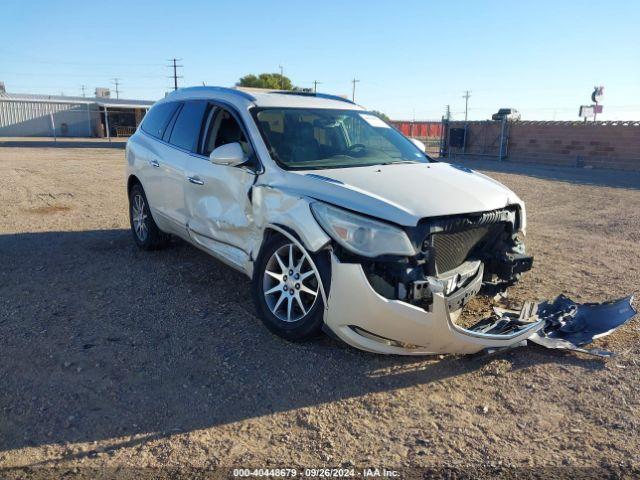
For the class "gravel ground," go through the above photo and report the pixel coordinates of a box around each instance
[1,147,639,478]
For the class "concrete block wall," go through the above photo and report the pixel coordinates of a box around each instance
[507,122,640,170]
[447,120,640,170]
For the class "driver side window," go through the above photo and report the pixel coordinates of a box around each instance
[202,107,250,157]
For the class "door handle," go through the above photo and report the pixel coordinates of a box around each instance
[188,176,205,185]
[150,159,160,167]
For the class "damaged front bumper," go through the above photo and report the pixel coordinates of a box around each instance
[323,254,545,355]
[322,254,637,356]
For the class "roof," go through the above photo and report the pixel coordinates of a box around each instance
[162,86,365,111]
[0,92,154,109]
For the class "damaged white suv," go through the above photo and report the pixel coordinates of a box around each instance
[126,87,534,355]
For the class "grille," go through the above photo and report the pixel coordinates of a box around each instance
[431,227,490,274]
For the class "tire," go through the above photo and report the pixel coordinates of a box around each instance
[128,183,169,250]
[252,234,330,341]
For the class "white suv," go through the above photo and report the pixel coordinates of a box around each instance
[126,87,533,355]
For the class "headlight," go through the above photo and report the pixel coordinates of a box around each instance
[310,202,416,257]
[518,203,527,235]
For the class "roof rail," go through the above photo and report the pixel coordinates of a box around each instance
[270,90,355,105]
[168,86,256,101]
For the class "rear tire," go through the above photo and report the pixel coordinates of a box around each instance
[128,183,169,250]
[252,234,330,341]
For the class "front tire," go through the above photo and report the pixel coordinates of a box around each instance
[252,234,329,341]
[128,183,169,250]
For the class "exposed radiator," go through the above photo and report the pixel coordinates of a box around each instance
[430,227,490,274]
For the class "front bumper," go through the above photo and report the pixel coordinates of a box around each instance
[323,254,542,355]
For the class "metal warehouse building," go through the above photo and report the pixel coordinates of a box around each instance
[0,91,154,138]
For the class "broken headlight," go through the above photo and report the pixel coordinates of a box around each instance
[310,202,416,257]
[516,203,526,234]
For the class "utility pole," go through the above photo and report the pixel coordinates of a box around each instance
[81,85,86,97]
[112,78,120,99]
[168,58,183,91]
[445,104,451,121]
[462,90,471,122]
[351,78,360,102]
[313,80,322,93]
[279,65,284,89]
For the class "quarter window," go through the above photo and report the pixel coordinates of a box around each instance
[140,102,179,139]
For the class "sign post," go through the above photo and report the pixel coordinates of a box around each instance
[591,86,604,122]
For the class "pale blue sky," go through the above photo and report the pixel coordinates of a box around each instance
[1,0,638,120]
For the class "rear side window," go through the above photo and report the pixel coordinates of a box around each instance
[140,102,179,139]
[169,101,208,151]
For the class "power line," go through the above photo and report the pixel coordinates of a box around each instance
[167,58,183,91]
[351,78,360,102]
[0,50,165,67]
[0,71,164,79]
[462,90,471,122]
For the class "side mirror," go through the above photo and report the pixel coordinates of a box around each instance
[409,138,426,153]
[209,142,246,167]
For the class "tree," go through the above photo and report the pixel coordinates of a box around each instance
[237,73,293,90]
[370,110,391,122]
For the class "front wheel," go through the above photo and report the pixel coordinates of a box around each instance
[252,235,329,341]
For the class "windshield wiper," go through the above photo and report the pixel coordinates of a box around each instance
[378,160,420,165]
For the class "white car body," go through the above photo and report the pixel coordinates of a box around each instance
[126,87,533,355]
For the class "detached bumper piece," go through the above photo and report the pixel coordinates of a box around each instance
[479,295,637,357]
[528,295,637,357]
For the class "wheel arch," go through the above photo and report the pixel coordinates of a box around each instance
[127,174,142,196]
[250,186,331,261]
[256,224,303,261]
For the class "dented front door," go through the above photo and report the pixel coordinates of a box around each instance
[183,104,258,270]
[184,156,256,269]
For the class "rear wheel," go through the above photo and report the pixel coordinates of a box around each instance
[252,234,329,341]
[128,183,169,250]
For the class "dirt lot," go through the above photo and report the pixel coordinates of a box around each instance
[1,146,639,478]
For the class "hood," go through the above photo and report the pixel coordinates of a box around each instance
[274,162,523,226]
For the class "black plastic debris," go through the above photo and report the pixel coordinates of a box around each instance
[468,300,545,336]
[528,295,637,357]
[474,295,637,357]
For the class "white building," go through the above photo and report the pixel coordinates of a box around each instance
[0,89,154,138]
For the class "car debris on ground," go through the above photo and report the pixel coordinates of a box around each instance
[475,294,637,357]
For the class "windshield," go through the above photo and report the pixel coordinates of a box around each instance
[253,108,430,170]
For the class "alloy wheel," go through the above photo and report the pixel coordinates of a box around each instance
[131,193,148,242]
[262,243,320,322]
